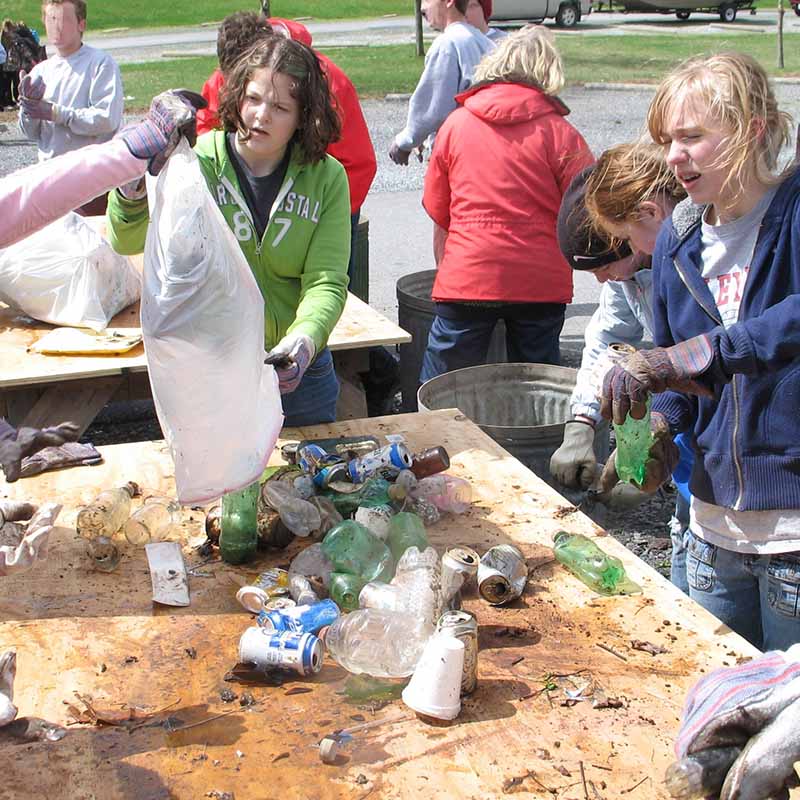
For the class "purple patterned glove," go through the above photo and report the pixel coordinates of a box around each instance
[600,335,715,426]
[265,333,316,395]
[18,70,45,102]
[120,89,207,176]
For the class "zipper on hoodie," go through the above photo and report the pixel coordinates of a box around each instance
[672,256,745,510]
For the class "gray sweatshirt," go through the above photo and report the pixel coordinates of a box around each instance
[394,21,494,151]
[19,43,123,161]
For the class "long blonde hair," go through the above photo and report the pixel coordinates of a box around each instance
[647,52,793,211]
[584,141,685,244]
[473,24,564,95]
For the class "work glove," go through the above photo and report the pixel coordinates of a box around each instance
[598,412,678,495]
[265,333,316,395]
[18,71,46,102]
[388,141,411,166]
[667,644,800,800]
[0,651,16,727]
[600,335,715,426]
[0,502,62,576]
[19,441,102,479]
[595,482,650,511]
[550,419,597,490]
[18,70,54,120]
[0,420,80,483]
[120,89,207,176]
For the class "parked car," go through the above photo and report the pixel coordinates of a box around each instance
[490,0,593,27]
[792,0,800,16]
[619,0,754,20]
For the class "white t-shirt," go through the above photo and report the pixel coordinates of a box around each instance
[690,186,800,554]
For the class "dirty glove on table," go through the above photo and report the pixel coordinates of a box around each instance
[550,419,597,490]
[0,502,62,576]
[0,651,16,727]
[0,420,80,482]
[265,333,316,395]
[669,644,800,800]
[388,142,411,166]
[598,412,678,495]
[120,89,207,176]
[600,335,715,426]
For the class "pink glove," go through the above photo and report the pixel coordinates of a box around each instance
[0,502,62,576]
[265,333,316,395]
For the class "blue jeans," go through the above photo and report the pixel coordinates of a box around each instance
[420,303,565,383]
[685,530,800,650]
[669,493,690,595]
[281,347,339,427]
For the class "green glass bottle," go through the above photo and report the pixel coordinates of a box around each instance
[321,520,394,583]
[614,396,654,487]
[552,531,641,595]
[219,480,260,564]
[330,572,368,611]
[387,512,429,563]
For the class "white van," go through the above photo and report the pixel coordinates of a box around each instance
[490,0,593,27]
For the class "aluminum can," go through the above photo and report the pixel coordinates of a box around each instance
[238,628,323,675]
[312,462,349,489]
[256,599,340,635]
[436,610,478,695]
[441,546,481,606]
[347,443,413,483]
[477,544,528,606]
[298,444,330,474]
[281,441,300,464]
[235,568,290,613]
[288,573,320,606]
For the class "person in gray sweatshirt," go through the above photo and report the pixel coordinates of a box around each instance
[389,0,494,165]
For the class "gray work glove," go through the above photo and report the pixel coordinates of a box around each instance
[550,419,597,489]
[668,644,800,800]
[265,333,316,395]
[0,651,16,727]
[0,420,80,482]
[388,141,411,166]
[595,482,650,511]
[0,502,62,576]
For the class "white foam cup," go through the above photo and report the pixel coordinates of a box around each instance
[402,633,464,720]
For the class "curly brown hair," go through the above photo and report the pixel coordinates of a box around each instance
[218,36,341,164]
[217,11,271,75]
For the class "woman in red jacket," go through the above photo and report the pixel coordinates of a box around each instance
[420,25,593,382]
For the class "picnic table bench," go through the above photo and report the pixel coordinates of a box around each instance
[0,408,765,800]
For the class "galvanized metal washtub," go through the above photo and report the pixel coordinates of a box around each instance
[417,363,609,490]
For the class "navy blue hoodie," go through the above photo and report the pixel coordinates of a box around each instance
[651,166,800,512]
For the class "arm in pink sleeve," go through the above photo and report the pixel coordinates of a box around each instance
[0,138,146,248]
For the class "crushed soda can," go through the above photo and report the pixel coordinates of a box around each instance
[441,546,481,606]
[281,441,300,464]
[264,597,296,611]
[257,599,340,635]
[478,544,528,606]
[238,628,323,675]
[298,444,343,475]
[289,573,320,606]
[313,462,349,489]
[236,567,290,613]
[437,610,478,695]
[347,443,413,483]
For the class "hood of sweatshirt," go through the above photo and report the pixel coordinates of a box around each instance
[268,17,313,46]
[456,81,570,126]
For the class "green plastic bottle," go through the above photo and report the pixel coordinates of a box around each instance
[330,572,368,611]
[219,480,260,564]
[321,520,394,583]
[614,395,654,487]
[387,512,429,563]
[552,531,641,595]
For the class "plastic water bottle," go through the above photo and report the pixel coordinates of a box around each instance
[412,475,471,514]
[387,512,429,562]
[321,520,394,583]
[614,395,654,487]
[220,480,260,564]
[289,543,333,589]
[552,531,641,595]
[321,609,434,677]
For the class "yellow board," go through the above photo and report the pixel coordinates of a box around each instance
[29,327,143,356]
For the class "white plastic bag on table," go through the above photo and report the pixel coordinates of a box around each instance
[0,212,140,331]
[142,139,283,505]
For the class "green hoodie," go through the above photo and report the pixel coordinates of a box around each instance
[106,130,351,353]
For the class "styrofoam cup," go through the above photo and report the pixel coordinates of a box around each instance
[402,633,464,720]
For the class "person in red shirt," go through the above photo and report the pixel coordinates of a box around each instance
[420,25,593,383]
[197,11,376,279]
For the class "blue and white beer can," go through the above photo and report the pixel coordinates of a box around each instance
[238,628,323,675]
[256,599,340,635]
[347,443,413,483]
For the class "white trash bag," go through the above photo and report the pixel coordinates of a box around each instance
[0,212,140,331]
[142,139,283,504]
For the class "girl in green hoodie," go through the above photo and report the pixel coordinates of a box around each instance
[107,36,351,426]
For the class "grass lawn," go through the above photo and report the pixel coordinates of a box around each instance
[119,33,800,109]
[13,1,409,31]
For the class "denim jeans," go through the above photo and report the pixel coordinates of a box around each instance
[685,529,800,650]
[281,347,339,427]
[669,493,690,596]
[420,303,565,383]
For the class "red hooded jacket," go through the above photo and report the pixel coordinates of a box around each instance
[197,18,377,212]
[423,82,594,303]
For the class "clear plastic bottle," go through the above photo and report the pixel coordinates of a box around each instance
[123,497,180,545]
[412,475,471,514]
[321,608,434,677]
[321,520,394,583]
[220,480,260,565]
[387,512,429,562]
[76,482,138,540]
[262,481,321,537]
[553,531,642,595]
[289,542,333,588]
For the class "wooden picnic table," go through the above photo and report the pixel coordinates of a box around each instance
[0,408,765,800]
[0,290,411,434]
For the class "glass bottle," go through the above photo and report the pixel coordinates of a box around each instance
[76,482,138,540]
[220,480,260,564]
[552,531,641,595]
[387,512,428,563]
[410,446,450,479]
[330,572,367,612]
[123,497,180,545]
[321,520,394,583]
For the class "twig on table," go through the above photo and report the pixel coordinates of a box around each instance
[579,760,589,800]
[621,776,650,794]
[596,642,628,662]
[591,763,612,771]
[164,705,244,733]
